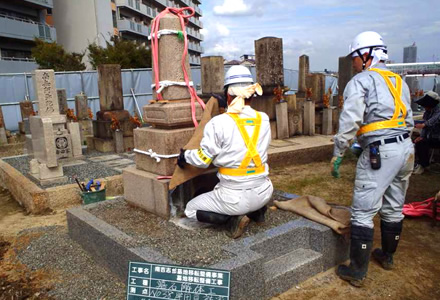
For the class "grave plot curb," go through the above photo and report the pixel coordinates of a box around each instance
[67,198,349,300]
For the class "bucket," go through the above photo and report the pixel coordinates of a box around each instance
[81,188,106,205]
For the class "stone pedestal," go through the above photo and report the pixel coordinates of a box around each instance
[57,89,68,114]
[30,163,67,186]
[270,121,277,140]
[134,127,195,176]
[124,166,219,219]
[66,122,83,157]
[201,56,224,95]
[94,138,115,153]
[143,101,203,128]
[322,108,334,135]
[255,37,284,95]
[275,102,289,139]
[304,100,315,136]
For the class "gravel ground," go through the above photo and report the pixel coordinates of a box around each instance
[16,226,126,300]
[87,191,299,267]
[2,150,131,189]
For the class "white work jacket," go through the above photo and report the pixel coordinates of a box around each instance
[185,106,271,186]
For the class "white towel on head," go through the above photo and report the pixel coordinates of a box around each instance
[227,83,263,114]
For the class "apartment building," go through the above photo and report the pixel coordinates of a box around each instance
[0,0,56,73]
[53,0,203,68]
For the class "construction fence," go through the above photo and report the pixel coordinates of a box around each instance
[0,67,339,132]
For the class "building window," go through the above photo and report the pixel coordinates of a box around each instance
[112,11,117,28]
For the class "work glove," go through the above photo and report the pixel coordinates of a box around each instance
[211,93,227,109]
[177,148,187,169]
[331,156,343,178]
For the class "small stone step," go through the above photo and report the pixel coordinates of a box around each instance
[264,248,323,299]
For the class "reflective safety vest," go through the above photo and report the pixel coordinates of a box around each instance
[218,112,266,176]
[356,68,407,136]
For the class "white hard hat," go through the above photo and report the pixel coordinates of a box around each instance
[348,31,386,57]
[224,65,253,87]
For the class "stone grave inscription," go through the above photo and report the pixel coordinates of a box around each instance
[127,262,230,300]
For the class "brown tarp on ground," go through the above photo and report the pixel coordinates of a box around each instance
[169,97,221,190]
[274,195,351,234]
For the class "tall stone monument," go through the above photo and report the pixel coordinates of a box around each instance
[201,56,224,96]
[75,92,93,144]
[57,89,68,114]
[297,55,310,98]
[252,37,285,139]
[92,64,134,152]
[29,69,82,186]
[123,14,205,218]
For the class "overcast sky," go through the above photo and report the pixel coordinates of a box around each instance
[199,0,440,71]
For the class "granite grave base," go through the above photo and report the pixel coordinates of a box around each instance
[67,193,349,300]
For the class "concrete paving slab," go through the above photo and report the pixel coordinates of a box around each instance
[62,160,87,167]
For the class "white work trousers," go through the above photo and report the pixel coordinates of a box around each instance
[185,178,273,219]
[352,137,414,228]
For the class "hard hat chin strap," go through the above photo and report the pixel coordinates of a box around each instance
[356,47,374,70]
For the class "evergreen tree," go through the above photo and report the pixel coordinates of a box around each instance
[88,36,151,69]
[31,39,86,71]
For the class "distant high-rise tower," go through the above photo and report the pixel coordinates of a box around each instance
[403,42,417,63]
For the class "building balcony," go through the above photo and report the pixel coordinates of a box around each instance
[23,0,53,9]
[188,17,202,29]
[189,55,201,65]
[116,0,154,19]
[0,14,56,42]
[117,19,149,37]
[188,43,203,53]
[155,0,167,8]
[186,28,202,41]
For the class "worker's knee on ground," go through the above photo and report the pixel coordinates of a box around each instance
[184,206,197,219]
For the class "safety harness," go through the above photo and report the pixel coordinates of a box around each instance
[218,112,265,176]
[356,68,407,136]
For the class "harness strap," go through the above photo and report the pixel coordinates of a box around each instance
[219,112,265,176]
[356,68,407,136]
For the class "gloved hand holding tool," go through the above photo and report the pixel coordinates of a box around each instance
[331,156,343,178]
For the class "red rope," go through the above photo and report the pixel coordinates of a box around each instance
[150,7,205,127]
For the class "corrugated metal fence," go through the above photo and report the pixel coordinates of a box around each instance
[0,66,337,131]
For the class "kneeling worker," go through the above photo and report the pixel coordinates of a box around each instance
[177,65,273,238]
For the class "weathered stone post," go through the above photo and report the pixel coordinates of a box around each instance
[75,93,93,144]
[201,56,224,95]
[286,94,303,136]
[93,64,134,152]
[337,56,354,104]
[0,107,6,145]
[297,55,309,98]
[276,102,289,139]
[253,37,285,139]
[322,108,334,135]
[57,89,68,114]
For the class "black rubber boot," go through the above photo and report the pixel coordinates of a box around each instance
[246,205,268,223]
[196,211,250,239]
[336,225,374,287]
[372,220,403,270]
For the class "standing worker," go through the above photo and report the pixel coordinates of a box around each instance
[331,31,414,287]
[177,65,273,239]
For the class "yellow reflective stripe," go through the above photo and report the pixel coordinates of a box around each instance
[357,118,406,135]
[224,112,263,176]
[219,165,266,176]
[196,148,212,164]
[357,68,407,136]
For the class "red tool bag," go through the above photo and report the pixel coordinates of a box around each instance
[403,197,440,221]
